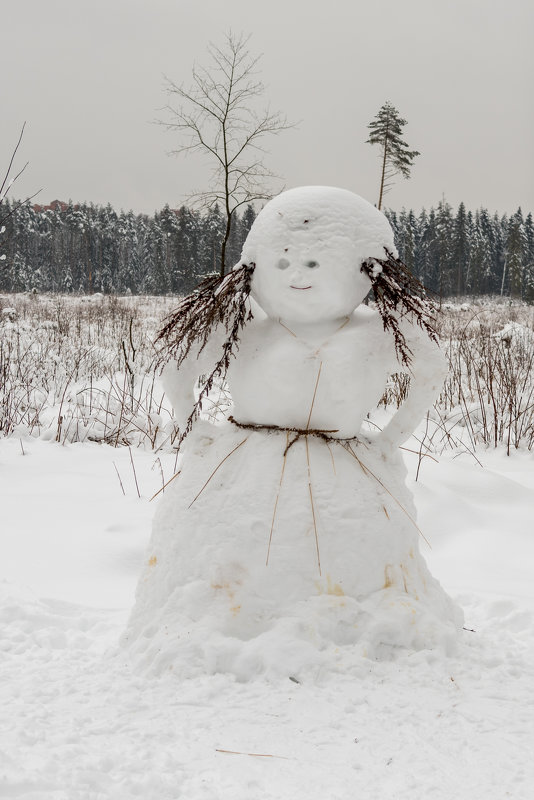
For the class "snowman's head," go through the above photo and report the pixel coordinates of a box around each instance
[241,186,396,323]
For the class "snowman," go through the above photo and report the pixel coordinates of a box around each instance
[124,186,463,679]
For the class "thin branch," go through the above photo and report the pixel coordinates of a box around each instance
[1,122,26,198]
[0,190,42,228]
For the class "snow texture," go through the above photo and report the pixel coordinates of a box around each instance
[493,320,534,346]
[1,436,533,800]
[125,187,462,678]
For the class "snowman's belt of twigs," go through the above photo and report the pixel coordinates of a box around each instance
[227,416,361,456]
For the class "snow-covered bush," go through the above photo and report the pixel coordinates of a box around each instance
[0,294,179,448]
[436,301,534,452]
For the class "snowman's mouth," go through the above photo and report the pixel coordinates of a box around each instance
[290,285,312,290]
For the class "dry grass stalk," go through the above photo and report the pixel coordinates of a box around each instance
[187,437,249,508]
[325,441,337,475]
[215,749,289,759]
[129,446,141,498]
[266,431,290,566]
[304,362,323,576]
[305,435,322,576]
[112,461,126,496]
[343,442,431,548]
[150,470,181,502]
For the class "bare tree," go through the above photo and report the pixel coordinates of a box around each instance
[1,123,27,226]
[1,123,40,230]
[366,101,420,210]
[162,32,292,276]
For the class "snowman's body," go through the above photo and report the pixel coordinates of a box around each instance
[229,309,389,437]
[125,188,463,679]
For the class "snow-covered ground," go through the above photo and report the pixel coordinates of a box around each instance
[2,432,533,799]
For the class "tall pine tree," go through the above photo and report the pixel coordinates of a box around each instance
[366,101,420,210]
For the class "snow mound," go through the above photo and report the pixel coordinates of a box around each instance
[493,321,534,346]
[124,427,462,681]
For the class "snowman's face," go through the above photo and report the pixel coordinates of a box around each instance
[250,231,372,323]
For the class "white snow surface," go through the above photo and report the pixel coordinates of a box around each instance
[493,320,534,346]
[1,435,534,799]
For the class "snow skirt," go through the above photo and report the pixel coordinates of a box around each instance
[124,422,463,679]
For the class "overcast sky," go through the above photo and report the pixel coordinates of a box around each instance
[3,0,533,216]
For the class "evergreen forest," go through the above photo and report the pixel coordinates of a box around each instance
[1,198,533,301]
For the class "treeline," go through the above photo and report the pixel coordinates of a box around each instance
[1,198,533,301]
[0,200,256,295]
[385,202,534,302]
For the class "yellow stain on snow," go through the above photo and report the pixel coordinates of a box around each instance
[211,581,235,600]
[148,556,157,567]
[327,576,345,596]
[211,581,243,616]
[400,563,410,593]
[384,563,413,592]
[383,565,394,589]
[315,575,345,596]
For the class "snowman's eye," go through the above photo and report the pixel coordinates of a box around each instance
[305,260,319,269]
[276,257,290,270]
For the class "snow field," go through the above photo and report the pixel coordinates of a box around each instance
[1,277,534,797]
[1,420,533,799]
[2,603,532,800]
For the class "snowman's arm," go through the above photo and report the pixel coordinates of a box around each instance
[162,356,200,433]
[161,330,224,432]
[378,319,447,449]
